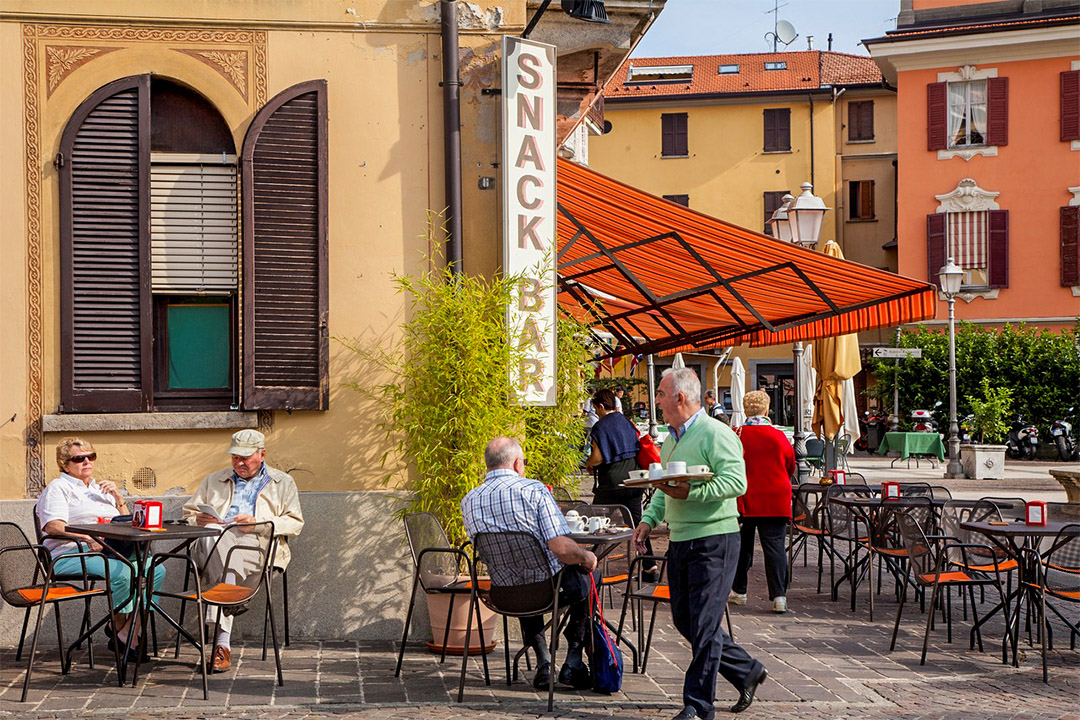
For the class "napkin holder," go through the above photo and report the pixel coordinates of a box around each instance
[881,481,900,499]
[132,499,163,529]
[1025,500,1047,526]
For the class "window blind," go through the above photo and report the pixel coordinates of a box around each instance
[150,153,238,294]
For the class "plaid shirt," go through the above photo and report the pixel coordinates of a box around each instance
[461,469,569,576]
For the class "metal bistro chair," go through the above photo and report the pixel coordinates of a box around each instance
[865,497,934,621]
[585,503,635,608]
[151,521,282,700]
[804,438,826,477]
[1024,519,1080,682]
[833,433,853,473]
[0,522,121,702]
[394,512,490,703]
[789,484,828,592]
[472,531,568,712]
[823,483,873,608]
[890,511,1010,665]
[261,536,291,661]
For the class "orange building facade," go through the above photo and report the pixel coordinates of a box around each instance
[867,0,1080,331]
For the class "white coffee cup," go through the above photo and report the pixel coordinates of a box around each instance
[648,462,665,480]
[629,469,650,480]
[565,514,586,533]
[667,461,687,476]
[687,465,710,475]
[588,516,610,533]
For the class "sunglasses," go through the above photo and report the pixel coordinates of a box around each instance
[68,453,97,464]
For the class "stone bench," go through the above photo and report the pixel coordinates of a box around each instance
[1049,468,1080,504]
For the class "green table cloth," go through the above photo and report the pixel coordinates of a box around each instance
[877,431,946,461]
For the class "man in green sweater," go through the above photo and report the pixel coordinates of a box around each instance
[633,368,768,718]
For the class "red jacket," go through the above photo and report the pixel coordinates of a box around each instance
[736,424,795,518]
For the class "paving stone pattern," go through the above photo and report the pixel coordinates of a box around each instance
[1,530,1077,720]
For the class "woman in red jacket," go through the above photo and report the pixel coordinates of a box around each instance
[730,390,795,613]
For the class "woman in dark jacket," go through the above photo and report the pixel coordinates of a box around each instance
[584,389,656,575]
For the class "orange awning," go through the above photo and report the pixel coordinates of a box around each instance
[556,158,936,357]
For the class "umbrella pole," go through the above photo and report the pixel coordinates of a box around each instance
[792,341,812,482]
[647,354,658,439]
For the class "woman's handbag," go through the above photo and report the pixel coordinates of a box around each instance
[637,432,661,469]
[587,574,623,693]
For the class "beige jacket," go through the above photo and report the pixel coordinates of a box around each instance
[183,465,304,570]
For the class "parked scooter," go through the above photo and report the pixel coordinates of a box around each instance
[1050,407,1077,462]
[1005,414,1040,460]
[855,409,890,452]
[958,413,975,444]
[910,401,943,433]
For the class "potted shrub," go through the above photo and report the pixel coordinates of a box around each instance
[960,380,1011,480]
[343,241,588,654]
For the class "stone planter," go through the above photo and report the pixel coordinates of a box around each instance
[960,443,1006,480]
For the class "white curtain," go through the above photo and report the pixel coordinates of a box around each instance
[799,343,816,436]
[730,357,747,427]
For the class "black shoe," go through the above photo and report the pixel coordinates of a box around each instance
[223,601,250,618]
[558,661,592,690]
[641,566,661,584]
[672,707,714,720]
[532,661,553,690]
[108,637,150,663]
[730,667,768,713]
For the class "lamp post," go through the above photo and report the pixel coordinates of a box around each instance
[769,183,828,482]
[939,257,965,479]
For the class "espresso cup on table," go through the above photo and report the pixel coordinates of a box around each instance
[648,462,665,480]
[587,516,610,533]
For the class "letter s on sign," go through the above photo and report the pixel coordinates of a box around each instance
[517,52,542,90]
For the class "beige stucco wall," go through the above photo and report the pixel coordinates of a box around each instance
[0,1,525,499]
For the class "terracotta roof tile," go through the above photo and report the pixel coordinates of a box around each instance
[875,13,1079,40]
[604,51,882,101]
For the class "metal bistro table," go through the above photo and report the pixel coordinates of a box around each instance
[877,432,946,468]
[960,520,1080,666]
[568,527,640,671]
[64,521,219,685]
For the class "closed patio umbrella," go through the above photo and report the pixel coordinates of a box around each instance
[671,352,685,369]
[730,356,747,427]
[811,241,863,441]
[799,343,817,436]
[841,376,860,448]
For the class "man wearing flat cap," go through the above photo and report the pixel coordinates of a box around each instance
[184,430,304,673]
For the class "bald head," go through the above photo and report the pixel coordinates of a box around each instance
[484,437,524,471]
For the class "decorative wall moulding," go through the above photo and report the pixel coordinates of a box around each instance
[935,178,1001,213]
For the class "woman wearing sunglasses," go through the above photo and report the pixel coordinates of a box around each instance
[35,437,165,659]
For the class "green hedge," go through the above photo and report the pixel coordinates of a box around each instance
[867,321,1080,432]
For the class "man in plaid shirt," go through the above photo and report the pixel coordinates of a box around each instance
[462,437,598,690]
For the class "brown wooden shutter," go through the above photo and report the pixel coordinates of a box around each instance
[763,109,776,151]
[986,76,1009,147]
[1061,70,1080,143]
[778,109,790,150]
[864,180,875,219]
[59,75,151,412]
[661,113,687,156]
[926,213,946,288]
[1061,206,1080,286]
[674,113,688,156]
[987,209,1009,288]
[848,101,874,141]
[927,82,947,151]
[241,80,329,411]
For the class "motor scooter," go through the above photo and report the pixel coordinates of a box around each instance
[910,401,942,433]
[854,409,890,452]
[1050,407,1076,462]
[1005,414,1039,460]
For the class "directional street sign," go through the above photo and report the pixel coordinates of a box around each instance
[872,347,923,359]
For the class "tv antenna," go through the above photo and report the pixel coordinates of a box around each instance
[764,0,799,52]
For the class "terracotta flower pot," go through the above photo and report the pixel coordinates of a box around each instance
[424,591,498,656]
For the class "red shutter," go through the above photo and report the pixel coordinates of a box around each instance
[927,82,948,151]
[241,80,329,411]
[988,209,1009,288]
[926,213,946,288]
[986,77,1009,147]
[1061,70,1080,143]
[1062,206,1080,286]
[59,75,151,412]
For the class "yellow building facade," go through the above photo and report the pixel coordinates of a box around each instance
[589,51,898,419]
[0,0,658,500]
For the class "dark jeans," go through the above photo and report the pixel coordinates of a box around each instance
[732,517,789,600]
[518,565,596,664]
[593,484,654,559]
[668,533,763,717]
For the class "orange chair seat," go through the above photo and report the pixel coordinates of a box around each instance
[648,585,670,600]
[17,586,101,603]
[1026,583,1080,600]
[964,559,1018,573]
[918,571,972,585]
[602,573,628,585]
[1045,562,1080,575]
[794,525,823,535]
[184,582,256,605]
[873,547,909,557]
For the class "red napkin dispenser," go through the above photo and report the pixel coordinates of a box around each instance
[1025,501,1047,526]
[828,469,847,485]
[132,500,163,529]
[881,481,900,499]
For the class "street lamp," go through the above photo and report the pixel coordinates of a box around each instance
[769,182,829,482]
[786,182,828,250]
[939,257,965,478]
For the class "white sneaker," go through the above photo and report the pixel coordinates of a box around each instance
[728,591,747,606]
[772,596,788,613]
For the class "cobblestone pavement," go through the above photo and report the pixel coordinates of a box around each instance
[2,534,1077,720]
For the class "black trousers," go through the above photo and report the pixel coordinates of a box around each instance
[518,566,595,663]
[668,533,763,717]
[732,517,789,600]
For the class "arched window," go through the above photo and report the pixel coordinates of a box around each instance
[58,75,328,413]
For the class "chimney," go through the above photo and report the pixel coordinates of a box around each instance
[806,35,814,50]
[827,32,833,51]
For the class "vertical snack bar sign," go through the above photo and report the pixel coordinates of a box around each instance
[502,36,557,405]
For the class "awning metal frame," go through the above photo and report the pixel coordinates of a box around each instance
[556,201,844,358]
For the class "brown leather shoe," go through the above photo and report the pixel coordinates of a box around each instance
[209,645,231,673]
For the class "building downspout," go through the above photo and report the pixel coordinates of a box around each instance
[441,0,463,274]
[807,93,815,188]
